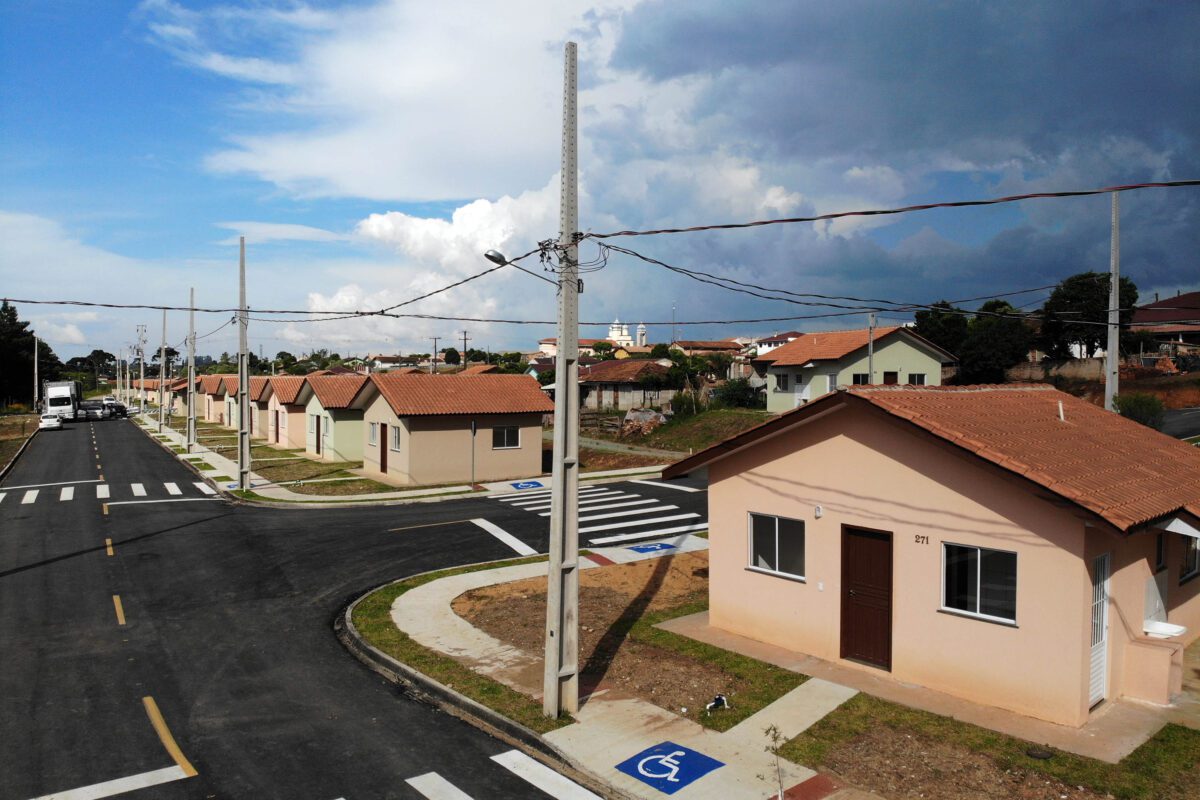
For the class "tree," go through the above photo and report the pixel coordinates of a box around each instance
[650,343,672,359]
[713,378,761,408]
[592,341,615,360]
[1114,393,1165,431]
[536,368,555,386]
[913,301,969,357]
[442,347,461,366]
[1039,272,1138,359]
[956,300,1034,383]
[0,301,62,406]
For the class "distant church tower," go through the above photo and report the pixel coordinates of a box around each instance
[636,322,647,347]
[607,318,634,348]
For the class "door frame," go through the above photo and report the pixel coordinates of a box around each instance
[840,524,894,671]
[379,423,388,474]
[314,415,322,456]
[1089,552,1111,708]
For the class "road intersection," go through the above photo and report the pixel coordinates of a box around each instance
[0,418,706,799]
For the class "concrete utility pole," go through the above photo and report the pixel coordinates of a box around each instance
[461,330,471,370]
[544,40,581,718]
[32,333,38,412]
[137,324,147,414]
[1104,193,1120,412]
[429,337,440,373]
[867,312,876,384]
[238,237,251,491]
[158,309,167,431]
[187,288,197,452]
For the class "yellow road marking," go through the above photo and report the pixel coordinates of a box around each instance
[142,696,198,777]
[105,538,114,556]
[102,503,109,515]
[387,518,476,532]
[112,594,126,625]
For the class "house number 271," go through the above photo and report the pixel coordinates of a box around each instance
[914,534,929,545]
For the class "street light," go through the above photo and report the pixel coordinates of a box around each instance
[484,249,507,266]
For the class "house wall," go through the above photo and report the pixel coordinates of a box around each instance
[250,401,270,440]
[362,395,543,485]
[707,404,1097,726]
[766,337,945,413]
[222,396,240,430]
[582,383,677,411]
[203,393,225,424]
[266,396,306,449]
[303,395,364,462]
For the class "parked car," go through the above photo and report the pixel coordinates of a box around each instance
[38,413,63,430]
[109,402,128,418]
[78,400,110,420]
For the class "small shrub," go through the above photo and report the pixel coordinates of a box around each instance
[1114,392,1165,430]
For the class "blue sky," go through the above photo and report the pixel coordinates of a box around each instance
[2,0,1197,361]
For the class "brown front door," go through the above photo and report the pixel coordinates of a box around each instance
[379,424,388,473]
[841,526,893,670]
[314,416,322,455]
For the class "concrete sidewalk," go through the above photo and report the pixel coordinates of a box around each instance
[136,413,670,505]
[386,535,867,800]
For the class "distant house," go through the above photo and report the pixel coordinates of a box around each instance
[579,359,676,411]
[360,373,553,486]
[753,330,803,357]
[366,354,406,370]
[460,363,500,375]
[613,345,656,359]
[296,374,370,461]
[754,327,954,413]
[665,384,1200,728]
[248,377,270,439]
[1132,291,1200,354]
[670,340,745,358]
[538,338,614,358]
[198,374,235,424]
[264,376,307,449]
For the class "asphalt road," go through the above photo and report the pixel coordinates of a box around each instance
[1163,407,1200,439]
[0,419,709,799]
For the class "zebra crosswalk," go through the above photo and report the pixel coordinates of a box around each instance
[0,481,218,507]
[492,483,708,546]
[402,749,600,800]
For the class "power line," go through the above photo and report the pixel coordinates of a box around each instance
[582,179,1200,240]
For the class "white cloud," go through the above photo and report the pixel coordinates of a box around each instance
[216,221,348,245]
[30,320,87,346]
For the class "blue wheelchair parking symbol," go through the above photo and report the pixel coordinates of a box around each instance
[628,542,676,554]
[615,741,723,794]
[511,481,544,490]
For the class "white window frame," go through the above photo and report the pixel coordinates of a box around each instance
[826,373,838,393]
[389,425,402,452]
[279,412,287,430]
[492,425,520,450]
[775,372,789,392]
[908,373,927,386]
[1181,536,1200,583]
[368,422,378,446]
[940,541,1018,625]
[308,414,315,433]
[746,512,806,582]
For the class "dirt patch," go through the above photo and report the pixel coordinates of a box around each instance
[576,446,664,472]
[822,728,1113,800]
[0,414,37,468]
[453,551,749,718]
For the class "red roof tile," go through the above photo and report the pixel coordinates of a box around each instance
[667,384,1200,533]
[580,360,669,383]
[249,376,270,401]
[759,327,903,365]
[268,375,306,405]
[371,374,554,416]
[200,374,236,395]
[1132,291,1200,325]
[305,375,369,409]
[460,364,499,374]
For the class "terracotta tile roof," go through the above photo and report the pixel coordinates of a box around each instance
[200,374,235,395]
[460,364,499,374]
[580,360,669,383]
[758,327,903,366]
[268,375,307,404]
[757,330,802,344]
[220,376,241,394]
[306,374,369,409]
[249,376,270,402]
[371,373,554,416]
[667,384,1200,532]
[1132,291,1200,325]
[672,340,744,350]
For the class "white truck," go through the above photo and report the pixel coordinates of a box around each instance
[42,380,82,420]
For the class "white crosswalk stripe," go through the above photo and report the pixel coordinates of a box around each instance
[194,482,216,495]
[405,772,473,799]
[22,490,38,504]
[164,482,182,496]
[60,486,74,501]
[590,522,710,545]
[1,480,217,506]
[0,493,5,504]
[131,483,147,497]
[491,750,602,799]
[580,512,699,534]
[505,489,614,507]
[537,497,657,516]
[578,504,678,523]
[96,484,110,499]
[522,492,636,512]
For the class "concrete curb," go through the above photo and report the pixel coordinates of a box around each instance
[337,573,632,800]
[0,421,38,481]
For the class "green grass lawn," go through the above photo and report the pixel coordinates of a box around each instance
[583,408,772,453]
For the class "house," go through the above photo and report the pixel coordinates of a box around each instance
[754,326,955,413]
[753,330,803,357]
[1132,290,1200,355]
[219,376,242,429]
[460,364,500,375]
[198,374,235,424]
[297,374,371,461]
[670,340,745,358]
[167,376,200,416]
[248,377,270,439]
[525,355,599,381]
[264,375,307,449]
[579,359,676,411]
[537,338,614,358]
[664,384,1200,728]
[361,373,554,486]
[613,345,656,359]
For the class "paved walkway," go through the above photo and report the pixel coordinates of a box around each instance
[138,414,669,504]
[389,536,864,800]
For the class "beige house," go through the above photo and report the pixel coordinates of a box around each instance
[361,373,553,486]
[198,374,234,424]
[755,327,955,413]
[297,375,370,462]
[665,385,1200,728]
[248,376,270,439]
[264,376,307,449]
